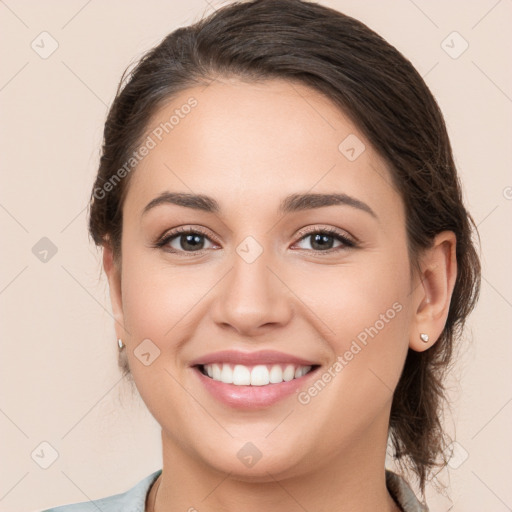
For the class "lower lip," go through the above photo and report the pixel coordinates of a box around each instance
[193,367,319,409]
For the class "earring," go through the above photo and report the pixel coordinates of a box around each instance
[117,338,124,349]
[420,333,429,343]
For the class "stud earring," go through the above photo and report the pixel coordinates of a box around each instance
[117,338,124,349]
[420,333,429,343]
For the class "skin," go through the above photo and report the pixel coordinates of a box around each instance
[103,78,457,512]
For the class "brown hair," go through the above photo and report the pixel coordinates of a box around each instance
[88,0,481,496]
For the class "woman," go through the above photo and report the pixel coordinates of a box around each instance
[43,0,480,510]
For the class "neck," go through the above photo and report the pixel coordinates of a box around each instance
[151,413,401,512]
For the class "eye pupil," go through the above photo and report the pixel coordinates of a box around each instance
[181,233,204,251]
[311,233,334,250]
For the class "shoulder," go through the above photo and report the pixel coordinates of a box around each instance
[39,469,162,512]
[385,470,429,512]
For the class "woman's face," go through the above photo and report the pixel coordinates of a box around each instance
[108,78,419,479]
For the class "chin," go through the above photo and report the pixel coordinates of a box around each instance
[192,435,312,482]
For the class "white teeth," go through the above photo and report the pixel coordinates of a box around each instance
[212,363,222,381]
[202,363,313,386]
[269,364,283,383]
[283,364,295,382]
[220,364,233,384]
[295,366,311,378]
[232,364,251,385]
[251,365,270,386]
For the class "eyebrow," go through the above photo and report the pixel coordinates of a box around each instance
[142,191,377,218]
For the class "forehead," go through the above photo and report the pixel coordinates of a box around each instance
[124,78,402,221]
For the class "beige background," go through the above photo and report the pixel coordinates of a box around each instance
[1,1,511,511]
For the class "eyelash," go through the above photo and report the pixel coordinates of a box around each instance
[153,225,357,256]
[295,226,357,253]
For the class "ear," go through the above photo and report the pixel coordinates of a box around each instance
[102,244,126,340]
[409,231,457,352]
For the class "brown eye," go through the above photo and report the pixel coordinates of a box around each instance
[171,232,208,251]
[155,227,217,254]
[294,227,356,253]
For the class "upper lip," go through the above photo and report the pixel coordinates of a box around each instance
[190,350,318,367]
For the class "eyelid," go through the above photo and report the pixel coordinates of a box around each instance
[293,225,357,247]
[156,225,220,246]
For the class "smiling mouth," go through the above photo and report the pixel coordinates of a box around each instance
[197,363,317,386]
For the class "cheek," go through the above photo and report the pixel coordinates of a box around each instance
[309,252,412,390]
[118,252,202,424]
[289,271,412,443]
[120,248,208,341]
[301,253,410,345]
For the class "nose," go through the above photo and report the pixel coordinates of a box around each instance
[209,248,294,337]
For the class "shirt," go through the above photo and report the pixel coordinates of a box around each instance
[40,469,429,512]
